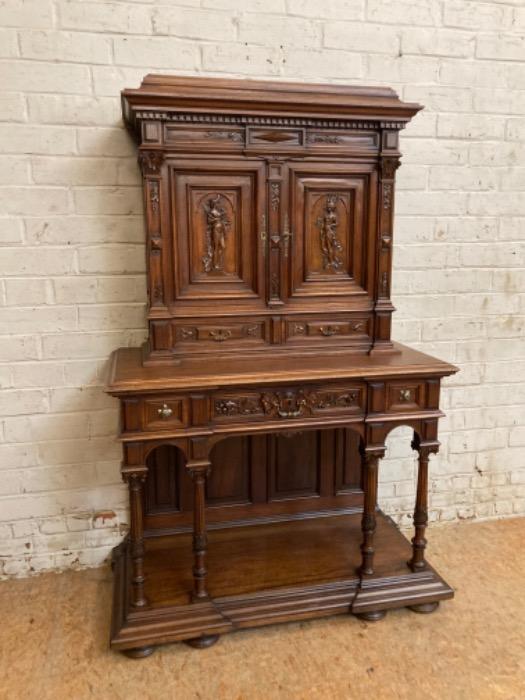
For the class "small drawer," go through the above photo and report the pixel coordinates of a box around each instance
[143,397,189,431]
[305,129,379,154]
[386,381,426,412]
[285,316,371,344]
[164,125,244,148]
[173,318,269,347]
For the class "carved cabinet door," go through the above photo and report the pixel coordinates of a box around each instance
[284,162,378,307]
[169,158,266,307]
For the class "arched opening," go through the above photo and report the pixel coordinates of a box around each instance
[143,427,364,534]
[379,425,418,527]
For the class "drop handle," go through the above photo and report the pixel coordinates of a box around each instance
[157,403,173,419]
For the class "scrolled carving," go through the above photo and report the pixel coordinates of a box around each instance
[214,398,261,416]
[149,180,159,213]
[138,150,164,175]
[307,133,341,144]
[319,325,341,337]
[205,130,243,142]
[383,183,393,210]
[202,194,230,273]
[270,182,280,211]
[316,193,343,272]
[209,328,232,342]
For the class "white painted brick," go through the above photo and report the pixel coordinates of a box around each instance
[0,390,48,418]
[91,66,148,98]
[0,306,77,334]
[0,157,30,185]
[439,60,507,89]
[77,245,145,274]
[78,304,145,331]
[204,0,280,10]
[506,118,525,142]
[0,93,26,122]
[4,278,53,306]
[437,114,505,140]
[1,248,75,276]
[77,128,134,158]
[28,96,120,127]
[42,330,145,360]
[202,43,281,76]
[474,88,525,115]
[476,33,525,62]
[282,48,363,80]
[152,6,234,41]
[58,1,152,34]
[367,0,441,26]
[324,21,399,54]
[113,36,199,69]
[0,61,91,95]
[53,276,146,304]
[444,1,513,31]
[19,31,112,65]
[73,187,143,215]
[434,218,498,243]
[237,14,321,48]
[0,335,40,361]
[0,0,52,28]
[500,168,525,191]
[403,139,469,165]
[25,216,144,245]
[0,126,75,156]
[0,29,18,58]
[402,29,474,58]
[397,191,468,216]
[289,0,364,21]
[366,55,439,84]
[469,142,525,167]
[0,187,70,216]
[429,166,497,191]
[404,85,472,112]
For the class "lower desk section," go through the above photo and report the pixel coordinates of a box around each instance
[110,511,453,652]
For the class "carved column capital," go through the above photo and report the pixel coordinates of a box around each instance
[121,465,148,484]
[380,156,401,181]
[138,149,164,175]
[411,436,440,459]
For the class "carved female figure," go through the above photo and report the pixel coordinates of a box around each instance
[203,194,230,273]
[317,194,343,271]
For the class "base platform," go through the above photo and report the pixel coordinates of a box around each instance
[110,511,453,654]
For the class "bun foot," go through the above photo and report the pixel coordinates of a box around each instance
[409,601,440,614]
[123,646,155,659]
[355,610,387,622]
[185,634,220,649]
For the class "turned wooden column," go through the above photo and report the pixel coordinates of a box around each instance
[359,447,385,576]
[187,459,211,601]
[409,436,439,572]
[123,467,148,608]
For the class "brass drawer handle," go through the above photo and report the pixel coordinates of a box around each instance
[399,389,412,402]
[157,403,173,419]
[209,329,232,342]
[320,325,340,337]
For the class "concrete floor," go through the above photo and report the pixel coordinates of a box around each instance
[1,517,524,700]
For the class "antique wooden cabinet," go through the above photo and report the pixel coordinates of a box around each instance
[107,75,458,657]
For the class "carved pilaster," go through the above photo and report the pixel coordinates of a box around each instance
[139,150,165,308]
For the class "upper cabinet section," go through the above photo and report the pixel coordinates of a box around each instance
[123,75,422,364]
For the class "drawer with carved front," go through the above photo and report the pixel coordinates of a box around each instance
[213,384,365,424]
[285,316,371,345]
[172,318,269,348]
[385,381,426,413]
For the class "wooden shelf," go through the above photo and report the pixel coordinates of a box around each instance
[111,512,453,651]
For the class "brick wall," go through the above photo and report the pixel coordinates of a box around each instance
[1,0,524,577]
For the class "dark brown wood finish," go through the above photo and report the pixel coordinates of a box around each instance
[107,76,458,656]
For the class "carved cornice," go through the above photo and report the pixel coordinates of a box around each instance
[134,111,406,131]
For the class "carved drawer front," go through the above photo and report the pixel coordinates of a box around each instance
[164,125,244,149]
[305,129,379,154]
[213,384,365,424]
[247,127,303,148]
[285,316,371,344]
[143,397,189,431]
[386,381,426,412]
[173,318,269,347]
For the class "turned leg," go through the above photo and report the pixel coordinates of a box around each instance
[408,439,438,572]
[125,470,148,608]
[359,449,384,576]
[188,460,211,601]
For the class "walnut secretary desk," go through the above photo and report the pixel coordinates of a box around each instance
[107,75,458,657]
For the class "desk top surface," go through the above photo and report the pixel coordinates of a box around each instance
[106,344,458,395]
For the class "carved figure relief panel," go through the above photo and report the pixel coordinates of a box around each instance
[170,159,265,302]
